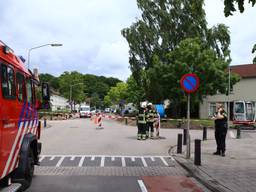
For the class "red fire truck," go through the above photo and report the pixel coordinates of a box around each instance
[0,41,49,191]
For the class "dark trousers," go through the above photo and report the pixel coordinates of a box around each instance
[147,122,154,133]
[138,124,146,135]
[215,130,227,153]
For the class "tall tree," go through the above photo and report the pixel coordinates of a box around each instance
[122,0,235,108]
[224,0,255,16]
[58,71,85,103]
[224,0,256,63]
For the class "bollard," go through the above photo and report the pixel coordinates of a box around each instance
[236,126,241,139]
[194,139,201,166]
[125,117,128,125]
[177,134,183,154]
[44,118,47,128]
[203,126,207,141]
[183,129,187,145]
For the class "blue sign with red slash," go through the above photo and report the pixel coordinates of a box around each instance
[180,74,200,93]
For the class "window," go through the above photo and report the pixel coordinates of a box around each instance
[1,64,16,99]
[16,72,25,102]
[235,102,244,113]
[26,79,33,104]
[209,103,216,117]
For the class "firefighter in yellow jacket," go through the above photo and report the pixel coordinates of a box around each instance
[146,103,157,139]
[137,102,147,140]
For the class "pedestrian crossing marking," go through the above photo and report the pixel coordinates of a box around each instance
[78,156,85,167]
[56,157,65,167]
[100,156,105,167]
[121,157,126,167]
[39,155,175,168]
[141,157,148,167]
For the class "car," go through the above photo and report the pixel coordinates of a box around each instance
[105,108,111,113]
[79,105,91,118]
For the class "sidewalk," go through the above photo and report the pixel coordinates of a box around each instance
[172,129,256,192]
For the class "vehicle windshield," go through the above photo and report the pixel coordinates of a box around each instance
[80,107,90,111]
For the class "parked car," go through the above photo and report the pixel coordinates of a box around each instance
[105,108,111,113]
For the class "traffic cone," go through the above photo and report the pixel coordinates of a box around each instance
[96,113,104,129]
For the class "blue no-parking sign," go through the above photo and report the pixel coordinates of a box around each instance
[180,74,200,94]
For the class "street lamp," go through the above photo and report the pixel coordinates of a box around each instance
[70,83,83,111]
[27,43,63,69]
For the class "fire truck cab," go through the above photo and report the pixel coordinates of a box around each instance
[0,41,49,191]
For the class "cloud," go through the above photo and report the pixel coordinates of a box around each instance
[205,0,256,65]
[0,0,255,82]
[0,0,139,80]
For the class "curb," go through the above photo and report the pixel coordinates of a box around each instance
[168,145,233,192]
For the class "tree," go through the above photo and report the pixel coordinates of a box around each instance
[122,0,235,109]
[58,71,85,103]
[104,82,128,106]
[224,0,255,16]
[126,76,145,104]
[223,0,256,63]
[39,73,59,90]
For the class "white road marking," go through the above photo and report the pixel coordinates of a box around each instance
[91,156,95,161]
[100,156,105,167]
[141,157,148,167]
[138,180,148,192]
[56,157,65,167]
[39,156,45,162]
[78,156,85,167]
[131,157,135,162]
[160,157,169,166]
[170,156,175,161]
[111,157,115,161]
[121,157,126,167]
[50,156,55,161]
[70,156,75,161]
[150,157,155,161]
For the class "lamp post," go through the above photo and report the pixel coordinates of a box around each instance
[69,83,83,112]
[27,43,63,69]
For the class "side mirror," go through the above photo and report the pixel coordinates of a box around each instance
[42,82,50,101]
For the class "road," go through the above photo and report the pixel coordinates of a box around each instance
[27,118,212,192]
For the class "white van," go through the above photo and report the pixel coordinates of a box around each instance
[79,105,91,118]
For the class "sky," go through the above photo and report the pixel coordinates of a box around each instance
[0,0,255,81]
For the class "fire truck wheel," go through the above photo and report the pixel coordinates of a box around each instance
[17,149,35,191]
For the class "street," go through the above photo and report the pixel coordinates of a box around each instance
[27,118,210,192]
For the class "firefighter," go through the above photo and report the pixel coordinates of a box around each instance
[137,102,147,140]
[212,103,228,157]
[146,103,157,139]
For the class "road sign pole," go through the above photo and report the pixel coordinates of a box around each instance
[186,94,191,159]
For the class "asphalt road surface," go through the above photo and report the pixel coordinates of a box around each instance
[26,118,211,192]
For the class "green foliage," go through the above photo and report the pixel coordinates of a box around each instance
[223,0,256,65]
[39,72,121,108]
[122,0,236,107]
[224,0,256,17]
[104,82,128,105]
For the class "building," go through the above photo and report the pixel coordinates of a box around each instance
[50,94,69,111]
[200,64,256,119]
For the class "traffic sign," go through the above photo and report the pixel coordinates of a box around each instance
[180,74,200,93]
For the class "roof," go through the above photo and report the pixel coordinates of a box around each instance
[230,64,256,78]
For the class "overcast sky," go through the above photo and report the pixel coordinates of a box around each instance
[0,0,255,80]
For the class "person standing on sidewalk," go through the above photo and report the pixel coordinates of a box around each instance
[212,103,228,156]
